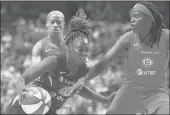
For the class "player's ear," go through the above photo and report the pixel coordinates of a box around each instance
[46,20,49,27]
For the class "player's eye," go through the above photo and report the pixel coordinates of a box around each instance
[50,21,54,24]
[130,11,141,19]
[50,20,63,25]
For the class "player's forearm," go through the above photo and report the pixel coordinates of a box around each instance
[84,59,108,81]
[23,66,44,85]
[78,86,108,104]
[31,56,41,66]
[86,33,130,80]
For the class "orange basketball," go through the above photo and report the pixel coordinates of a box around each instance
[20,86,51,114]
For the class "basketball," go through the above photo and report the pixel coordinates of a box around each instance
[20,86,51,114]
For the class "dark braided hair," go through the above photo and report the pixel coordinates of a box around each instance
[123,2,166,48]
[65,9,92,46]
[139,2,166,48]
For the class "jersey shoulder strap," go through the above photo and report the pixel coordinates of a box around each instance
[41,37,49,52]
[158,29,168,50]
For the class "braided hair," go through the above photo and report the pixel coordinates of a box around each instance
[139,2,166,48]
[65,9,92,46]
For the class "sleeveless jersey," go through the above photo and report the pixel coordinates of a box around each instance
[40,37,66,59]
[32,38,89,111]
[124,32,169,92]
[33,36,67,95]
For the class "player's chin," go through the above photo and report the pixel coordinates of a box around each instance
[50,29,60,34]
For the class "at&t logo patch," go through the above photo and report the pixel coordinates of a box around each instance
[136,69,156,76]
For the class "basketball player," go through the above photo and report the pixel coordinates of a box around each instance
[31,10,66,66]
[30,10,73,113]
[82,2,169,114]
[12,9,116,114]
[5,10,71,114]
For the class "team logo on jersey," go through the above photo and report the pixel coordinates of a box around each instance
[45,48,52,52]
[59,86,74,97]
[136,69,143,76]
[45,44,52,52]
[142,57,154,69]
[49,91,64,101]
[49,91,57,97]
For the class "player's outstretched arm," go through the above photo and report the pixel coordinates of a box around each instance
[77,85,116,104]
[15,56,59,94]
[84,31,132,81]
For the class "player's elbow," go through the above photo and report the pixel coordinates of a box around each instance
[21,69,34,85]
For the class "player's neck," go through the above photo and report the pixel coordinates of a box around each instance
[49,33,62,46]
[138,30,151,47]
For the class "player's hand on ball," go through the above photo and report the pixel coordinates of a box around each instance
[19,86,52,114]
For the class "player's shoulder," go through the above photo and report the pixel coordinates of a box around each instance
[37,36,49,45]
[34,36,49,48]
[162,28,169,33]
[161,29,169,50]
[118,30,134,47]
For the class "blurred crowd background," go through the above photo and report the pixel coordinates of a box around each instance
[1,1,169,114]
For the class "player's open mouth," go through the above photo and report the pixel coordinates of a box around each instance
[130,24,135,28]
[52,28,59,32]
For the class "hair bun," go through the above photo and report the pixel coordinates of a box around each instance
[76,8,87,19]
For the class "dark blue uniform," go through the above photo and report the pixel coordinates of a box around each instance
[6,37,89,114]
